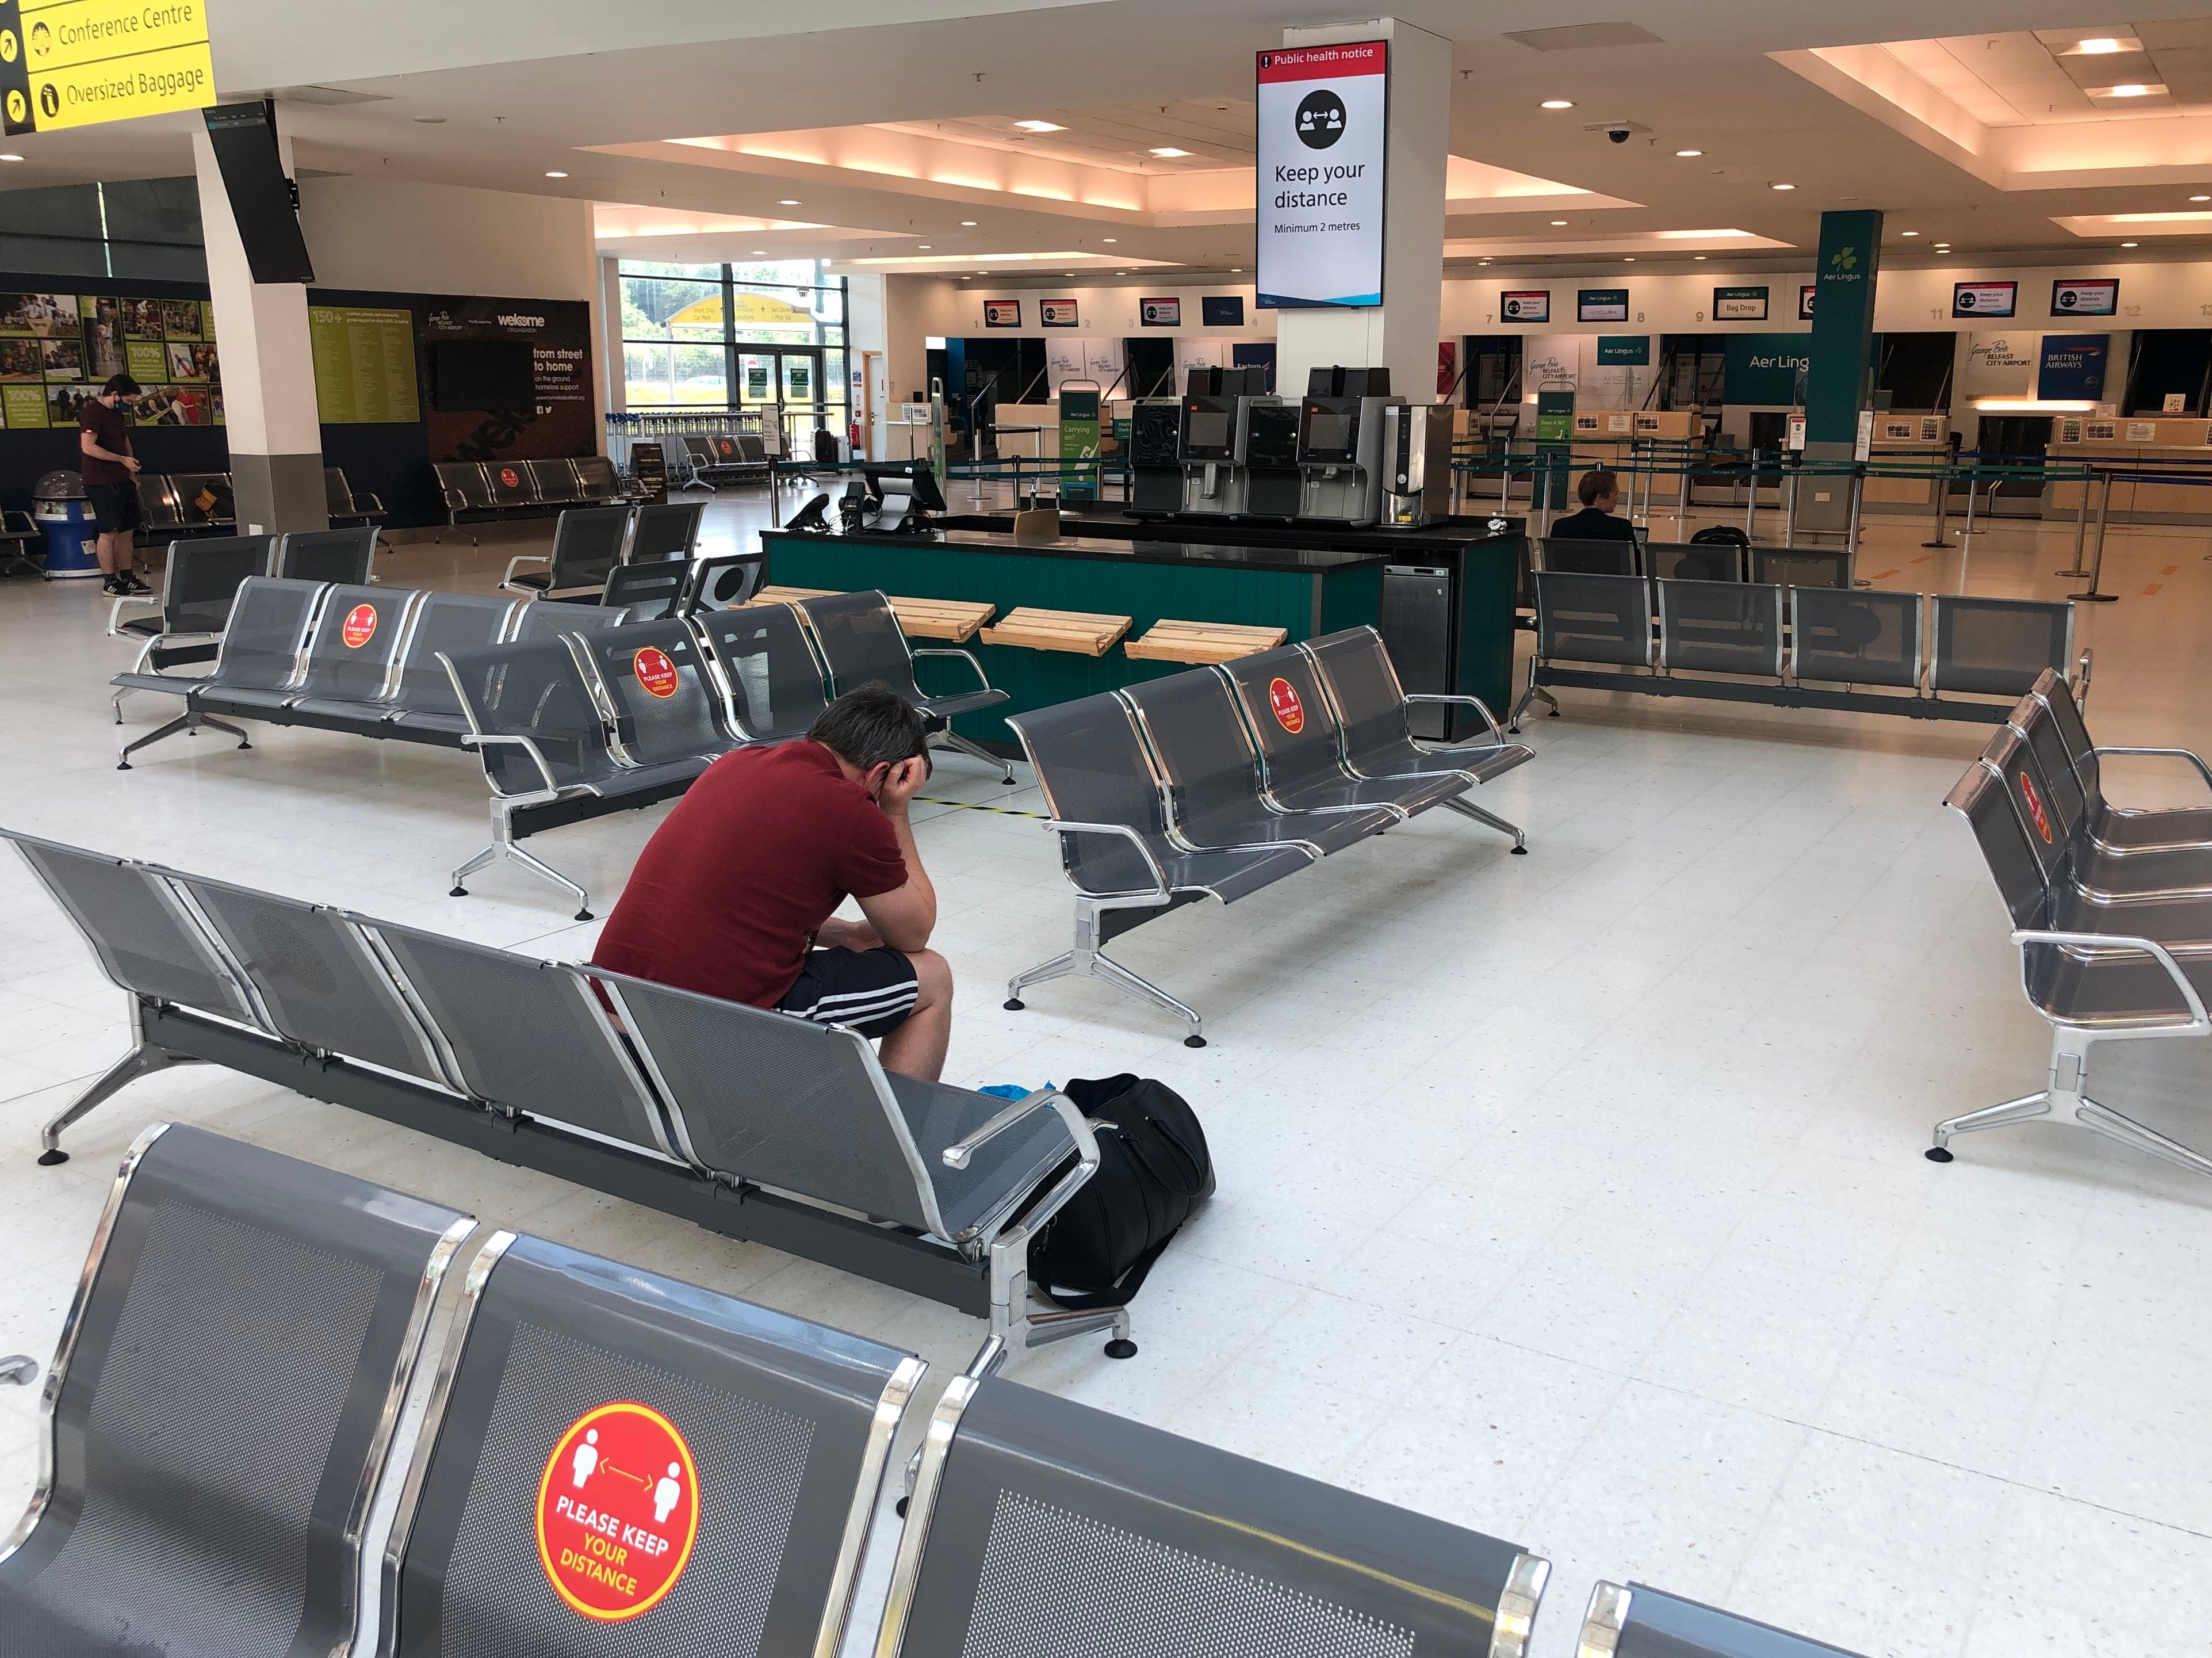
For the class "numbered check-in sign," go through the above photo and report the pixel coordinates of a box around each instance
[1255,40,1387,308]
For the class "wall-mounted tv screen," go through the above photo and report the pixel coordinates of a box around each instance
[431,339,535,411]
[202,101,316,285]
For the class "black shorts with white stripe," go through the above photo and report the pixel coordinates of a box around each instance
[774,945,920,1039]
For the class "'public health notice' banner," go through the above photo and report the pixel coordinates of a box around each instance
[1256,39,1387,309]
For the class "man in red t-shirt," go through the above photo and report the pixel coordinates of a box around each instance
[593,683,952,1079]
[77,373,150,597]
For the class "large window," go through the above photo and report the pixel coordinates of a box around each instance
[619,259,847,435]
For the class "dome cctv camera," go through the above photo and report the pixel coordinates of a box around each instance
[1605,125,1632,143]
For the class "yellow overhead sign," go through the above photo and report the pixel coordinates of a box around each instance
[1,0,215,135]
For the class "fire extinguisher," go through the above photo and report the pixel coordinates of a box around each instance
[849,415,863,457]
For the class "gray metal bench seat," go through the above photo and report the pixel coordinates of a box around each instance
[378,591,519,736]
[1120,671,1395,857]
[797,589,1015,782]
[1302,625,1533,850]
[106,534,274,717]
[114,575,327,767]
[10,827,1140,1362]
[381,1229,923,1658]
[628,498,705,561]
[274,525,378,584]
[1004,691,1314,1045]
[882,1364,1552,1658]
[2030,667,2212,855]
[1578,1580,1867,1658]
[600,557,688,620]
[565,616,737,774]
[692,601,833,741]
[1930,750,2212,1179]
[1991,719,2212,904]
[502,504,630,597]
[0,1120,472,1657]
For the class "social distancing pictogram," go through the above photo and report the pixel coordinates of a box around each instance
[340,603,377,649]
[2019,772,2053,843]
[1268,676,1304,734]
[535,1401,701,1621]
[633,647,679,698]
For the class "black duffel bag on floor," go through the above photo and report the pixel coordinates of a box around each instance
[1029,1074,1215,1311]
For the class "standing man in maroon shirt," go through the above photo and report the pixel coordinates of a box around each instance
[593,683,953,1080]
[78,373,150,597]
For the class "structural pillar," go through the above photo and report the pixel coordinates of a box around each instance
[1799,208,1882,533]
[191,124,326,535]
[1269,16,1449,402]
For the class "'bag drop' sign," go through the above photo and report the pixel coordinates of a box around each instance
[1255,40,1388,309]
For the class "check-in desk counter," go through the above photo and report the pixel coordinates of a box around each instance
[758,520,1523,747]
[1862,416,1952,510]
[2052,415,2212,522]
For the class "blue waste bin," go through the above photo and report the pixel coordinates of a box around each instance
[32,471,100,580]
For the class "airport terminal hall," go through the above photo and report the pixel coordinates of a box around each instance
[11,2,2212,1655]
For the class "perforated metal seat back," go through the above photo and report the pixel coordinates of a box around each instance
[575,620,730,763]
[1533,571,1652,668]
[6,832,252,1020]
[1981,727,2077,889]
[439,464,497,511]
[1657,579,1784,676]
[135,475,182,530]
[165,874,449,1085]
[527,459,583,501]
[801,590,923,697]
[394,594,515,716]
[1789,589,1922,689]
[693,605,828,740]
[171,472,232,525]
[1120,673,1268,836]
[685,553,767,613]
[293,583,413,703]
[488,463,539,507]
[275,527,377,585]
[1931,595,2072,697]
[1946,761,2052,930]
[324,468,357,518]
[389,1232,913,1658]
[442,639,617,795]
[885,1073,1073,1241]
[549,507,630,588]
[1750,548,1849,590]
[1603,1583,1868,1658]
[510,600,626,642]
[1304,629,1423,765]
[572,454,622,498]
[897,1377,1530,1658]
[364,922,668,1151]
[1647,542,1743,583]
[596,971,937,1236]
[603,562,687,620]
[162,536,273,635]
[211,577,325,692]
[1218,648,1348,793]
[633,502,705,562]
[2030,668,2102,806]
[2010,695,2088,834]
[1543,537,1637,577]
[0,1122,469,1658]
[1007,696,1176,895]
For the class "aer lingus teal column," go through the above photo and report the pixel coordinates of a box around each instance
[1800,209,1881,532]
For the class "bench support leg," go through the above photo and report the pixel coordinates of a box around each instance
[1005,900,1205,1046]
[1443,795,1529,853]
[39,1000,205,1165]
[989,1231,1135,1360]
[1927,1031,2212,1179]
[449,813,593,921]
[117,709,252,770]
[932,728,1016,784]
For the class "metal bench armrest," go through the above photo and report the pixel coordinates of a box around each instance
[912,647,994,693]
[1046,819,1173,901]
[105,593,159,634]
[459,731,564,795]
[2013,927,2212,1033]
[942,1086,1071,1169]
[1404,691,1507,745]
[0,1354,35,1386]
[2092,746,2212,793]
[500,552,552,586]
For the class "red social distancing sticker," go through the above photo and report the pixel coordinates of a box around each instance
[2019,772,2053,843]
[499,467,522,489]
[634,647,679,698]
[340,603,377,650]
[1268,676,1304,734]
[535,1401,701,1622]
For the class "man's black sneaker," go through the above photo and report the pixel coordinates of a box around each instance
[120,571,152,594]
[101,575,125,595]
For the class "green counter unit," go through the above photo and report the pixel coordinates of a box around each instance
[757,525,1520,750]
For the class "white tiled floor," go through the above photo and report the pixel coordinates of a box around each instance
[3,490,2211,1655]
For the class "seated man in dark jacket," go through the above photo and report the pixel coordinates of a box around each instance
[1551,468,1637,541]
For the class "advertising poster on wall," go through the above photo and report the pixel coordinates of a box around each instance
[2051,278,2118,318]
[2037,334,2107,401]
[1523,334,1581,394]
[309,305,420,423]
[1254,39,1387,308]
[0,286,218,427]
[419,296,594,463]
[1953,281,2018,318]
[1962,332,2037,399]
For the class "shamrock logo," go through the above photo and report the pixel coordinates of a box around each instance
[1830,246,1858,272]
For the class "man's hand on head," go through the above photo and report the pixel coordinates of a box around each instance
[878,754,928,814]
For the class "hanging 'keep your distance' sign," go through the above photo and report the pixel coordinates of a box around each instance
[1255,40,1388,310]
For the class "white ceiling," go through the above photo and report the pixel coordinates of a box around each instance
[7,0,2212,277]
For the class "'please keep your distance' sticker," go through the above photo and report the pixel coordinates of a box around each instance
[535,1401,701,1621]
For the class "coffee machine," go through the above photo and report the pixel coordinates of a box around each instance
[1237,400,1303,520]
[1127,398,1183,518]
[1179,366,1272,517]
[1379,404,1455,528]
[1296,366,1401,526]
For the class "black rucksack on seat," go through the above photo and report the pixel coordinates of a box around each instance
[1028,1074,1214,1311]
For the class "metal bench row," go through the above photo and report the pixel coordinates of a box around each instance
[496,499,707,597]
[106,527,381,691]
[1512,571,2081,729]
[0,1118,1867,1658]
[1934,666,2212,1181]
[130,464,384,543]
[434,454,628,536]
[1004,628,1534,1045]
[1542,534,1853,589]
[12,834,1126,1363]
